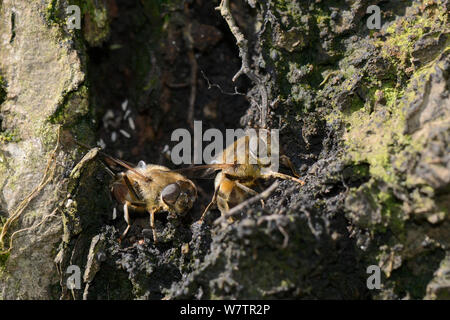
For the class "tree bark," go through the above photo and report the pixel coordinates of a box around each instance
[0,0,449,300]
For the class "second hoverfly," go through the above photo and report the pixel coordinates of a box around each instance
[176,129,304,221]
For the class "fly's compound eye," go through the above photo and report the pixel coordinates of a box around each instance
[161,183,181,206]
[170,180,197,214]
[176,181,196,198]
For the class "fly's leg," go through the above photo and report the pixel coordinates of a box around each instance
[199,172,226,223]
[235,182,264,208]
[118,201,146,242]
[280,155,301,178]
[235,182,258,196]
[149,210,157,244]
[119,202,132,242]
[113,173,146,243]
[199,185,219,223]
[261,172,305,185]
[119,201,146,243]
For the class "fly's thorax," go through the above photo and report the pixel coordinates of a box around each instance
[232,162,261,179]
[215,129,279,173]
[219,134,256,165]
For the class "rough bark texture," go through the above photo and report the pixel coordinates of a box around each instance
[0,0,89,299]
[0,0,449,299]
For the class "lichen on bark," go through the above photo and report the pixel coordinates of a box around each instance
[0,0,97,298]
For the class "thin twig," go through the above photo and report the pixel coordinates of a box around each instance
[7,207,59,252]
[165,82,189,89]
[216,0,269,128]
[0,128,61,252]
[257,214,290,248]
[302,209,321,240]
[214,181,280,225]
[201,70,245,96]
[278,224,289,248]
[183,3,198,130]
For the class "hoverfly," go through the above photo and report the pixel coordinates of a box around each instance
[73,141,197,243]
[176,129,304,221]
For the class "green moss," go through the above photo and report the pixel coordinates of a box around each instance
[348,95,365,114]
[343,163,370,183]
[336,4,448,243]
[335,61,438,235]
[263,0,330,113]
[0,215,9,274]
[81,3,110,46]
[315,9,330,27]
[46,0,62,25]
[61,201,82,243]
[45,0,112,46]
[335,46,438,184]
[377,0,448,72]
[273,0,304,24]
[354,164,370,178]
[49,84,90,126]
[340,84,406,184]
[390,249,446,299]
[34,122,59,151]
[346,180,405,235]
[0,75,6,105]
[0,251,9,275]
[0,128,20,144]
[377,191,404,234]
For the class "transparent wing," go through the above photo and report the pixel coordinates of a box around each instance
[173,164,234,179]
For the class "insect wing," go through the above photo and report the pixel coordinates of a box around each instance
[173,164,234,179]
